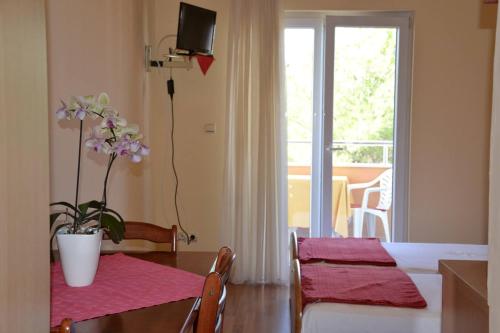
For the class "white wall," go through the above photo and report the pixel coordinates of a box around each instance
[47,0,146,222]
[47,0,229,252]
[145,0,230,251]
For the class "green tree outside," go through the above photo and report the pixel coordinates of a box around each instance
[286,27,396,165]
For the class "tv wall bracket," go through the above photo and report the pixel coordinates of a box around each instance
[144,45,193,72]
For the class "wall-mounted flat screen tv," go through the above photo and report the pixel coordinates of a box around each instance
[176,2,216,55]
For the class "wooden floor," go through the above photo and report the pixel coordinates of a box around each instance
[224,284,291,333]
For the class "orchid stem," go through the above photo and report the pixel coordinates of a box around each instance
[98,153,116,228]
[74,120,83,232]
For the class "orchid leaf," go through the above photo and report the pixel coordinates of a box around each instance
[100,213,125,244]
[87,200,103,210]
[80,209,101,223]
[50,212,63,229]
[78,201,92,217]
[80,200,103,217]
[102,207,124,225]
[77,200,103,217]
[77,200,103,219]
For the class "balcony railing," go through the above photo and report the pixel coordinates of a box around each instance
[288,140,393,166]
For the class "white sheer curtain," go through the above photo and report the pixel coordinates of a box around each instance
[221,0,288,284]
[489,7,500,332]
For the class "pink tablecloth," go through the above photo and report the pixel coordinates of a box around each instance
[51,253,205,327]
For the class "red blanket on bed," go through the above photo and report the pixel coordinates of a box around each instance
[301,264,427,308]
[298,237,396,266]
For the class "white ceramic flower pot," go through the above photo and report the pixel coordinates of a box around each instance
[56,229,103,287]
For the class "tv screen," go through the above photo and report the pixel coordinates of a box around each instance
[176,2,216,55]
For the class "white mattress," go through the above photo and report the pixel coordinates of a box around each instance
[301,273,442,333]
[382,242,488,273]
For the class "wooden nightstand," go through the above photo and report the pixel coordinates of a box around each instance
[439,260,489,333]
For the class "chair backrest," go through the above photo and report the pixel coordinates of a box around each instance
[376,169,393,211]
[105,222,177,253]
[214,247,236,285]
[181,247,234,333]
[196,272,225,333]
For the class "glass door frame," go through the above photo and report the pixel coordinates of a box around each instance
[285,16,325,237]
[322,13,414,241]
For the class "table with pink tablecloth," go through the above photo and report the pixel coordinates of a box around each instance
[51,253,205,327]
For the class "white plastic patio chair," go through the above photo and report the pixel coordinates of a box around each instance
[348,169,393,242]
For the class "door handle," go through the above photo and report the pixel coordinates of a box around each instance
[326,145,345,152]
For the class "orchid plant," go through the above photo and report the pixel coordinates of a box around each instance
[50,93,149,244]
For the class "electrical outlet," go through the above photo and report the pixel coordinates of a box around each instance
[177,233,197,243]
[203,123,216,133]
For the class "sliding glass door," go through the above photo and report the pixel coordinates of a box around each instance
[328,25,397,240]
[285,18,323,238]
[286,13,412,241]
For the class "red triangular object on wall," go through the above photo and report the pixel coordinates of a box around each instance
[196,55,215,75]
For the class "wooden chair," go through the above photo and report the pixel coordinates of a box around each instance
[213,246,236,285]
[181,272,226,333]
[182,247,235,333]
[50,318,73,333]
[212,246,235,330]
[105,222,177,253]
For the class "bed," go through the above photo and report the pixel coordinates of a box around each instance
[381,242,487,273]
[289,233,488,333]
[301,272,442,333]
[290,233,488,273]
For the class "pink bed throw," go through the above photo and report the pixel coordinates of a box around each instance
[301,264,427,309]
[298,237,396,266]
[51,253,205,327]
